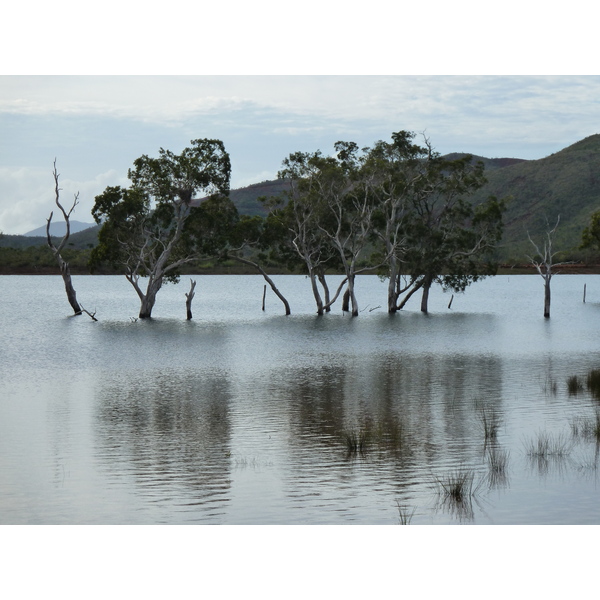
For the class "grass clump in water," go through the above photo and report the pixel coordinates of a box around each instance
[526,431,572,458]
[570,410,600,442]
[342,417,410,456]
[343,428,370,454]
[587,369,600,399]
[433,468,483,522]
[395,501,416,525]
[435,469,479,503]
[486,446,510,489]
[567,375,584,395]
[477,406,501,442]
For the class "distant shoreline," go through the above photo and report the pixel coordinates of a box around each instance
[2,265,600,276]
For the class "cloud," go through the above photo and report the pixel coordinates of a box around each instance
[2,75,600,234]
[0,167,126,235]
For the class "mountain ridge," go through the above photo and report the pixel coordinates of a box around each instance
[24,220,97,237]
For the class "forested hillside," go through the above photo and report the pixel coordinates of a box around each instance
[468,134,600,260]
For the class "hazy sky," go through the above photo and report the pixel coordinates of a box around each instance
[1,3,598,235]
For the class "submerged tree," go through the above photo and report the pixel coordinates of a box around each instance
[277,142,386,316]
[276,150,349,314]
[322,141,383,316]
[527,216,570,318]
[185,279,197,320]
[46,160,83,316]
[90,139,231,318]
[274,132,505,316]
[394,147,505,313]
[365,131,433,312]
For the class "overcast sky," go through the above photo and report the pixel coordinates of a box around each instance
[2,75,599,235]
[1,4,599,235]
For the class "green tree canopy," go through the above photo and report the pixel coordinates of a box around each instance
[90,139,232,318]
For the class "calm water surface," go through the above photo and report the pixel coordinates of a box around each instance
[1,273,600,524]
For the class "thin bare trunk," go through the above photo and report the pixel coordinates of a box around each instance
[527,217,571,319]
[323,276,348,311]
[228,255,291,315]
[127,271,163,319]
[47,161,82,316]
[396,277,424,310]
[57,256,82,315]
[388,255,400,313]
[185,279,197,320]
[347,275,359,316]
[342,288,350,312]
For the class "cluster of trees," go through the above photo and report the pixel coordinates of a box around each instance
[87,132,507,319]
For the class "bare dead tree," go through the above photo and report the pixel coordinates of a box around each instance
[46,160,83,316]
[185,279,197,320]
[526,216,571,318]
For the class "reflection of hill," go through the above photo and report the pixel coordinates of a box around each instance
[94,369,232,521]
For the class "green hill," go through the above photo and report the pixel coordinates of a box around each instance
[227,179,290,216]
[467,134,600,261]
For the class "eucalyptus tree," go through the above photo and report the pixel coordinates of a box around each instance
[397,151,505,313]
[276,151,345,315]
[328,141,384,316]
[90,139,231,318]
[365,131,434,313]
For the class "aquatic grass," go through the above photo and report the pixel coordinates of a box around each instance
[434,468,480,504]
[587,369,600,399]
[543,376,558,396]
[395,500,416,525]
[486,446,510,489]
[433,468,484,522]
[487,446,509,474]
[343,428,370,454]
[477,406,501,442]
[342,417,410,456]
[570,410,600,442]
[567,375,584,395]
[526,431,572,459]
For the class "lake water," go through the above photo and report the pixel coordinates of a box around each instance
[1,273,600,524]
